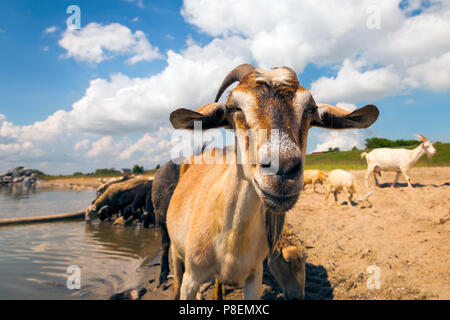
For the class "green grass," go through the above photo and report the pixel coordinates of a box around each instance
[305,142,450,171]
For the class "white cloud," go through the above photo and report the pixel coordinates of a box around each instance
[310,60,402,102]
[3,1,450,174]
[68,36,250,135]
[124,0,145,8]
[0,35,250,173]
[74,139,90,151]
[58,22,161,64]
[0,28,5,33]
[313,130,365,152]
[132,17,139,22]
[44,26,57,34]
[183,0,450,102]
[406,51,450,91]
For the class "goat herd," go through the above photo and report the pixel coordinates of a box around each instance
[84,64,437,300]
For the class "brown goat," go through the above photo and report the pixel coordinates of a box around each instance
[167,64,379,299]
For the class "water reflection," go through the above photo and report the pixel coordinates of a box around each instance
[85,222,161,261]
[0,185,93,219]
[0,186,161,299]
[0,183,37,199]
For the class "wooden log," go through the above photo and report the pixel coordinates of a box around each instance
[0,209,86,226]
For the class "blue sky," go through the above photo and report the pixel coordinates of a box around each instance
[0,0,449,174]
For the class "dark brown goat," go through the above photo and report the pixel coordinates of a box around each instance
[86,177,152,222]
[151,161,181,285]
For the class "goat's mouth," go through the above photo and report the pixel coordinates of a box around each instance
[254,179,300,211]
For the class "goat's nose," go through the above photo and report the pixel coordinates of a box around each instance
[278,156,302,178]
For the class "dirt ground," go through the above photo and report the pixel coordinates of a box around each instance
[140,167,449,300]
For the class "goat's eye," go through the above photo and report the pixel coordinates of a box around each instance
[305,105,317,115]
[229,106,243,113]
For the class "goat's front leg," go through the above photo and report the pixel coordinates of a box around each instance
[373,171,380,186]
[392,172,400,188]
[346,189,353,207]
[180,271,201,300]
[333,191,341,207]
[244,264,263,300]
[171,248,184,300]
[401,168,412,188]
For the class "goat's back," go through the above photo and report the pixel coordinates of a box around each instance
[151,161,181,225]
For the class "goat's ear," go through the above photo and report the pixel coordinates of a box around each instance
[170,102,229,130]
[312,104,379,129]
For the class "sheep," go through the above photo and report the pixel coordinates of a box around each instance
[167,64,379,299]
[361,134,437,188]
[324,169,372,207]
[303,170,328,192]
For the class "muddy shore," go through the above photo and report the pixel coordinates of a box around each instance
[41,168,449,299]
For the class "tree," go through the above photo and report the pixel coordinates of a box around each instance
[155,164,160,170]
[327,147,340,152]
[73,171,83,176]
[352,146,359,151]
[133,165,144,174]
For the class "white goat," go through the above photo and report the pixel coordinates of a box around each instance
[361,134,437,188]
[324,169,371,207]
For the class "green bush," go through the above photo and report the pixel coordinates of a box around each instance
[95,168,120,175]
[365,137,420,149]
[132,165,144,174]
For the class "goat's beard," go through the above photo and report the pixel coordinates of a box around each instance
[265,208,285,254]
[427,153,434,160]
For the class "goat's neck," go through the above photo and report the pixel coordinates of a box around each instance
[409,143,425,165]
[222,164,263,234]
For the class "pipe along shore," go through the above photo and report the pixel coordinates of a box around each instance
[0,209,86,227]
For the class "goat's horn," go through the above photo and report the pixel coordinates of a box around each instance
[273,66,298,80]
[414,134,428,142]
[214,64,255,102]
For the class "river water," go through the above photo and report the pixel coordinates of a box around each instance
[0,185,161,299]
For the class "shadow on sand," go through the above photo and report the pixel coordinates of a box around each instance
[261,261,334,300]
[377,182,450,188]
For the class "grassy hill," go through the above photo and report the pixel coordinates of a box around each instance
[305,142,450,171]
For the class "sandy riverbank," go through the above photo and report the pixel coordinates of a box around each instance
[39,174,154,191]
[137,167,449,300]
